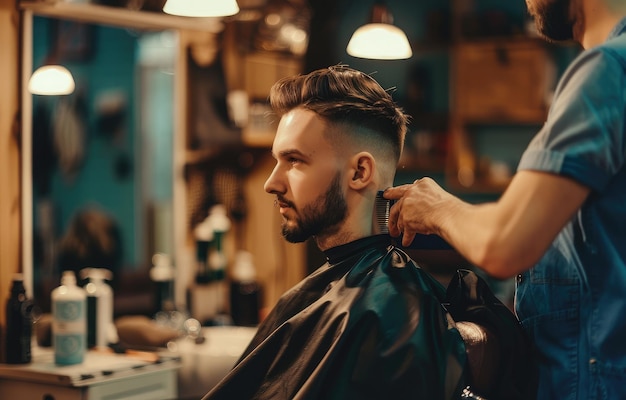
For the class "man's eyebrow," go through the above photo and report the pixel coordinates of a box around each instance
[276,149,307,158]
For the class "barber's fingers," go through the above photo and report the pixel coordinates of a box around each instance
[388,198,402,237]
[389,201,417,244]
[385,180,423,234]
[401,229,417,248]
[384,178,434,199]
[382,183,412,200]
[386,179,434,242]
[389,199,419,246]
[386,182,421,237]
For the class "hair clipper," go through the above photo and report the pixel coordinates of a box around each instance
[375,191,452,250]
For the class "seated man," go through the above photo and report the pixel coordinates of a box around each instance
[203,65,469,399]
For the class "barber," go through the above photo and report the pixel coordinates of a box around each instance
[384,1,626,399]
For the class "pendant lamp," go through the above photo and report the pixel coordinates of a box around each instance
[347,1,412,60]
[28,65,75,96]
[163,0,240,17]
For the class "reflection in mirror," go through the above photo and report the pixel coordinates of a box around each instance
[29,15,176,318]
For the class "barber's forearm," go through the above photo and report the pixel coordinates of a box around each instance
[436,201,541,279]
[438,171,589,279]
[385,177,556,279]
[384,182,519,277]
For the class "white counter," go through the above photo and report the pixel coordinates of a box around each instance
[171,326,256,399]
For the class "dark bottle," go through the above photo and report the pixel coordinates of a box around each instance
[230,251,261,327]
[230,281,261,326]
[150,253,175,314]
[5,274,35,364]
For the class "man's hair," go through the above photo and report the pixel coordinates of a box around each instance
[56,208,122,288]
[269,65,408,162]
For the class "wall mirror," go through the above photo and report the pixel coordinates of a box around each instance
[22,9,180,317]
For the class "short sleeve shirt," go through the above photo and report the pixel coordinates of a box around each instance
[515,18,626,400]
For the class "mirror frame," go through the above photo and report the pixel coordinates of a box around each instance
[20,3,192,307]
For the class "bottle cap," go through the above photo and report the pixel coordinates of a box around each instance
[80,267,113,282]
[61,270,77,286]
[150,253,175,281]
[232,250,256,282]
[208,204,231,233]
[10,274,26,294]
[194,216,214,241]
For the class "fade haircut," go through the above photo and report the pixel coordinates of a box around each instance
[269,65,409,163]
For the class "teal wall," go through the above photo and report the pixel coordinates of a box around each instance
[32,16,140,269]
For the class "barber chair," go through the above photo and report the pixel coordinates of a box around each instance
[445,269,537,400]
[456,321,500,399]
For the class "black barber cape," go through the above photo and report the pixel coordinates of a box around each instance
[203,235,467,400]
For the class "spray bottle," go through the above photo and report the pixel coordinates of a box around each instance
[80,268,114,349]
[52,271,86,365]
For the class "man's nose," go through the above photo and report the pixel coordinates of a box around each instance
[264,165,283,194]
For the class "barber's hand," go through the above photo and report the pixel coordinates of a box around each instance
[383,178,452,247]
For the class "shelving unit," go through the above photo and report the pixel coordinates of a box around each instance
[447,38,555,191]
[444,0,573,193]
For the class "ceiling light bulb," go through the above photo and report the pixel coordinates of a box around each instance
[347,23,413,60]
[163,0,239,17]
[28,65,75,96]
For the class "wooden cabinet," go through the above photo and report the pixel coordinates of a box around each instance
[453,39,554,124]
[443,0,575,193]
[394,1,573,193]
[447,38,558,191]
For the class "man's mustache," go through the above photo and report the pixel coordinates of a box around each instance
[274,196,295,209]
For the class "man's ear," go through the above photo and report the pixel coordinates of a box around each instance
[349,152,375,190]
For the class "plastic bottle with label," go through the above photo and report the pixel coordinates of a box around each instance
[80,268,113,349]
[5,274,35,364]
[52,271,86,365]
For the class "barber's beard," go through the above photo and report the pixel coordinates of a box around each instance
[281,173,348,243]
[527,0,576,42]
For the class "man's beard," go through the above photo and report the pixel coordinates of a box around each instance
[280,173,348,243]
[527,0,575,42]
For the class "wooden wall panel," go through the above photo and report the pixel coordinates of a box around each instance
[0,0,22,360]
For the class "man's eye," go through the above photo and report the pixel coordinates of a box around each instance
[288,157,301,164]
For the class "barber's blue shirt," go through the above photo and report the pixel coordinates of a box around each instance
[516,18,626,400]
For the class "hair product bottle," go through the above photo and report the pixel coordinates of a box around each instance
[207,204,232,325]
[81,268,113,349]
[194,216,214,284]
[150,253,175,314]
[52,271,86,365]
[5,274,35,364]
[230,251,261,326]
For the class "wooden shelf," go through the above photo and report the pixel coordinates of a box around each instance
[242,127,275,148]
[397,155,446,174]
[20,1,224,32]
[184,148,222,165]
